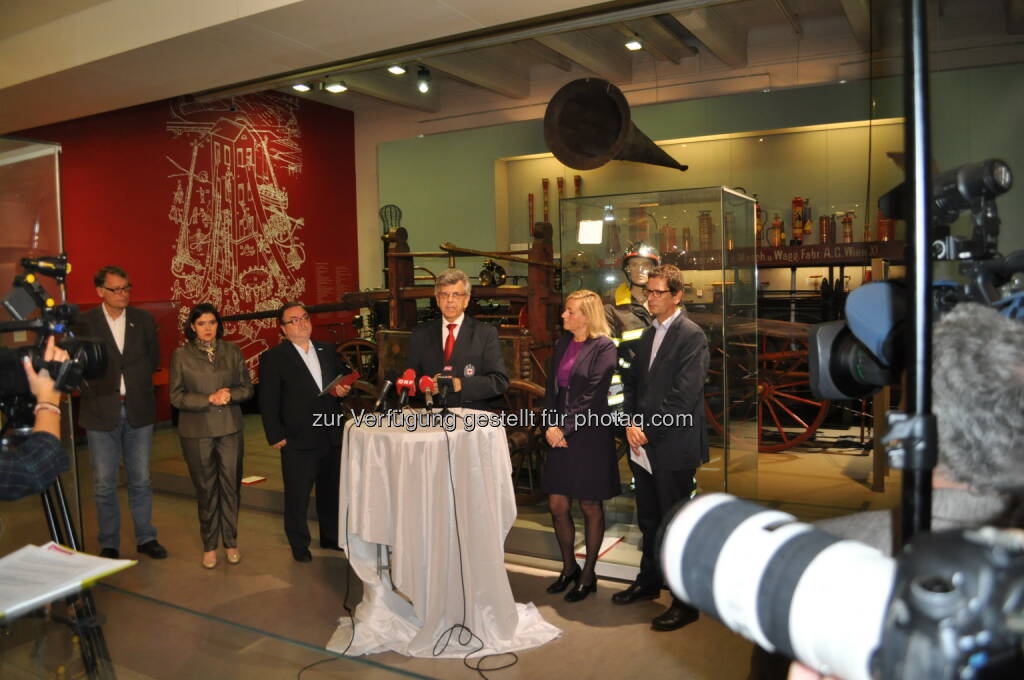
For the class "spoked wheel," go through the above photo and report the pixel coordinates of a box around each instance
[338,339,378,385]
[500,379,547,504]
[704,320,830,453]
[346,380,378,416]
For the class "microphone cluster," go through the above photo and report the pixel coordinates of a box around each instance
[373,368,449,413]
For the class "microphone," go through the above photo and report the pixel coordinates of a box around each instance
[418,375,436,410]
[372,374,397,413]
[395,368,417,409]
[436,365,454,408]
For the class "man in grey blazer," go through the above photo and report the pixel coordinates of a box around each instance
[614,264,709,631]
[75,265,167,560]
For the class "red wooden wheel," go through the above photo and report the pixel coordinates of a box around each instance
[704,322,830,453]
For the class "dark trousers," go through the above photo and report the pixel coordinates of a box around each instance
[181,432,243,551]
[629,458,696,589]
[280,444,340,551]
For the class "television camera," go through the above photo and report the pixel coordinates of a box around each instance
[1,254,106,452]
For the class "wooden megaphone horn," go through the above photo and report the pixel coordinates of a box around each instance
[543,78,688,173]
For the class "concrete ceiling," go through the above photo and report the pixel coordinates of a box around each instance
[1,0,1022,134]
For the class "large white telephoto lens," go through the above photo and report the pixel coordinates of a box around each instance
[660,493,895,680]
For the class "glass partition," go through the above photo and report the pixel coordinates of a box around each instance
[557,186,758,498]
[0,137,82,558]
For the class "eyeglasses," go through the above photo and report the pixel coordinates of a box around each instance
[437,292,468,301]
[644,288,672,297]
[102,285,132,294]
[282,314,311,326]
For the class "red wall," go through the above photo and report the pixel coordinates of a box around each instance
[18,93,358,420]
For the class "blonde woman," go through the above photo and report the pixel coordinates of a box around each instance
[541,289,619,602]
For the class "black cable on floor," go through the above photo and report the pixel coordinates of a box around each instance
[431,412,518,679]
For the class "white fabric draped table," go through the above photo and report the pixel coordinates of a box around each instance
[326,408,560,657]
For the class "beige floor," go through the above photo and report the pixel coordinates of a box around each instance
[0,418,901,679]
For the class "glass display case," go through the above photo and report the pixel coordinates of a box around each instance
[0,136,84,559]
[558,186,759,496]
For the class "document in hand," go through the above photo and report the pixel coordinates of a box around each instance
[630,445,653,475]
[318,368,361,397]
[0,542,135,620]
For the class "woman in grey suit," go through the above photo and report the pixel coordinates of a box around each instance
[170,303,253,569]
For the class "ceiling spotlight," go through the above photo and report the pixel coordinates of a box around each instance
[624,38,643,52]
[838,79,848,84]
[325,81,348,93]
[388,65,406,75]
[292,83,311,92]
[417,66,431,94]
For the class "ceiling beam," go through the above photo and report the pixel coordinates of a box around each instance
[671,7,747,69]
[535,31,632,82]
[340,71,440,112]
[773,0,803,36]
[514,40,574,71]
[422,52,530,99]
[838,0,872,50]
[617,17,697,64]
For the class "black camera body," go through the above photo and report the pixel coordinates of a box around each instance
[809,160,1022,402]
[879,527,1024,680]
[1,255,106,446]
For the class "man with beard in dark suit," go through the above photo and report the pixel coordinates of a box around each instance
[407,269,508,411]
[75,265,167,561]
[259,301,352,562]
[612,264,709,632]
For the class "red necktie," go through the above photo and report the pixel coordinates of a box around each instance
[443,323,456,363]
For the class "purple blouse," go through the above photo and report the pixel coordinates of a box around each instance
[557,339,585,388]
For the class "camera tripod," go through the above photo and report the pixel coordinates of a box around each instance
[37,474,116,680]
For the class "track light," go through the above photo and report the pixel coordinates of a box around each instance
[388,65,406,75]
[292,83,311,92]
[417,66,431,94]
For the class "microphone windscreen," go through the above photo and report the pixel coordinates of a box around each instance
[418,375,436,394]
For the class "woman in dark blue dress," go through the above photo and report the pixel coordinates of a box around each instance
[541,289,619,602]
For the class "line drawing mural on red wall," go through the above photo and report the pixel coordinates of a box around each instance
[166,93,307,372]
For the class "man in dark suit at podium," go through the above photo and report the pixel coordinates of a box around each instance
[613,264,709,632]
[407,269,508,411]
[259,301,351,562]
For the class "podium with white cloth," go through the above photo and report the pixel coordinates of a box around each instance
[326,408,560,657]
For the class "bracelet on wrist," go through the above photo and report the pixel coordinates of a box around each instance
[34,401,61,415]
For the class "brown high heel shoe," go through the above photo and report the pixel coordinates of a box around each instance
[226,548,241,565]
[202,551,217,569]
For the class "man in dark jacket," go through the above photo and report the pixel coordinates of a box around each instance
[259,301,351,562]
[613,264,709,632]
[407,269,508,411]
[75,265,166,560]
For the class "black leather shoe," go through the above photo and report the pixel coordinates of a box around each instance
[564,579,597,602]
[137,540,168,559]
[611,582,660,605]
[651,601,700,631]
[99,548,119,559]
[292,548,313,562]
[319,541,343,551]
[546,565,581,594]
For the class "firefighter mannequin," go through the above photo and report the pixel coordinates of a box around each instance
[604,242,659,407]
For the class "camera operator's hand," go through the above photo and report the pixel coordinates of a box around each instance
[23,336,68,437]
[787,662,838,680]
